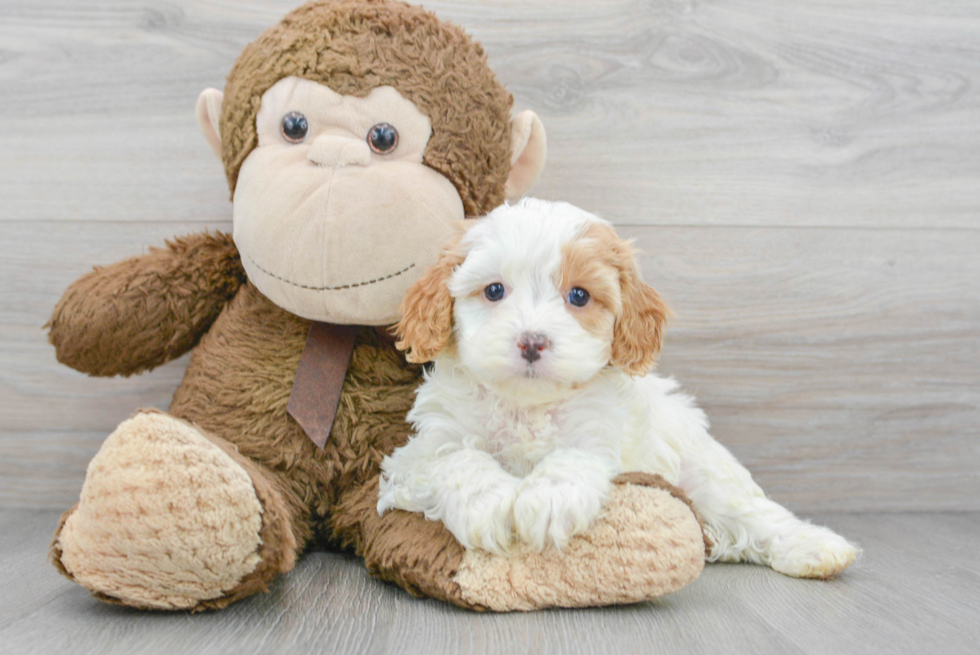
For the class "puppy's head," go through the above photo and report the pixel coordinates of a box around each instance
[395,199,669,401]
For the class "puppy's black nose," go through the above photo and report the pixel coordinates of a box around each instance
[518,333,550,363]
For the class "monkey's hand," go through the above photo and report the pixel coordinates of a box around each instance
[47,231,245,377]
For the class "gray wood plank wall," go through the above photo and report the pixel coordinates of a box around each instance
[1,0,978,512]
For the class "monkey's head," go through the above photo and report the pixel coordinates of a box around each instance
[194,0,546,325]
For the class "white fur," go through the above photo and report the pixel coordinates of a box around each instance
[379,198,860,577]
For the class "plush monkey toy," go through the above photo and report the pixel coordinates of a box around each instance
[48,0,706,612]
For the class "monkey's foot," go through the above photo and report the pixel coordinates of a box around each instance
[335,472,705,611]
[455,473,706,610]
[51,410,296,611]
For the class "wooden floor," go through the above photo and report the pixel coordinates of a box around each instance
[1,509,977,655]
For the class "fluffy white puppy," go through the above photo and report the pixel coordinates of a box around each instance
[378,198,859,579]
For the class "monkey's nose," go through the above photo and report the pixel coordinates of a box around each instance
[307,135,372,168]
[518,333,550,363]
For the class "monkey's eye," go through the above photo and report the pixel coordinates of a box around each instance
[567,287,590,307]
[280,112,309,143]
[484,283,506,302]
[367,123,399,154]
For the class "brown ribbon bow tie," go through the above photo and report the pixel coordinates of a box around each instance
[287,322,360,449]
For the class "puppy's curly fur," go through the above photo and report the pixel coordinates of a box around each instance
[381,199,859,578]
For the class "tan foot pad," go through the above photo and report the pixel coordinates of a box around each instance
[53,411,264,610]
[454,479,705,611]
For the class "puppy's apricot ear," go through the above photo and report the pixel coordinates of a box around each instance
[610,254,670,377]
[394,239,466,363]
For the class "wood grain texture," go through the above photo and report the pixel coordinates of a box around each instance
[1,509,978,655]
[1,1,978,513]
[3,221,977,511]
[0,0,977,227]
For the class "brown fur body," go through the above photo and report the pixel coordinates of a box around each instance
[46,0,705,611]
[48,231,479,608]
[170,276,421,550]
[45,0,517,610]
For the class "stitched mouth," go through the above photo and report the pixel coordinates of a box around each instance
[248,255,415,291]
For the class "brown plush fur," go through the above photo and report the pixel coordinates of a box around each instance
[454,472,706,611]
[48,232,703,611]
[47,232,245,377]
[220,0,514,218]
[168,282,422,551]
[50,260,428,609]
[47,0,703,611]
[50,409,297,611]
[331,476,481,609]
[614,471,714,556]
[195,427,300,610]
[330,471,706,612]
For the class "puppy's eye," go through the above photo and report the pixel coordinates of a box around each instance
[280,111,309,143]
[484,283,506,302]
[567,287,590,307]
[367,123,399,154]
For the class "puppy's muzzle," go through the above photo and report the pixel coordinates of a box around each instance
[518,333,550,363]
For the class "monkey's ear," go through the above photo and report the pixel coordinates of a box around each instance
[196,88,224,159]
[505,110,547,202]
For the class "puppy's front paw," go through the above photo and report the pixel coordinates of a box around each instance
[443,486,518,556]
[770,525,860,579]
[513,478,606,551]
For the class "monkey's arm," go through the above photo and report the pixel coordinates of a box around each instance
[47,232,245,377]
